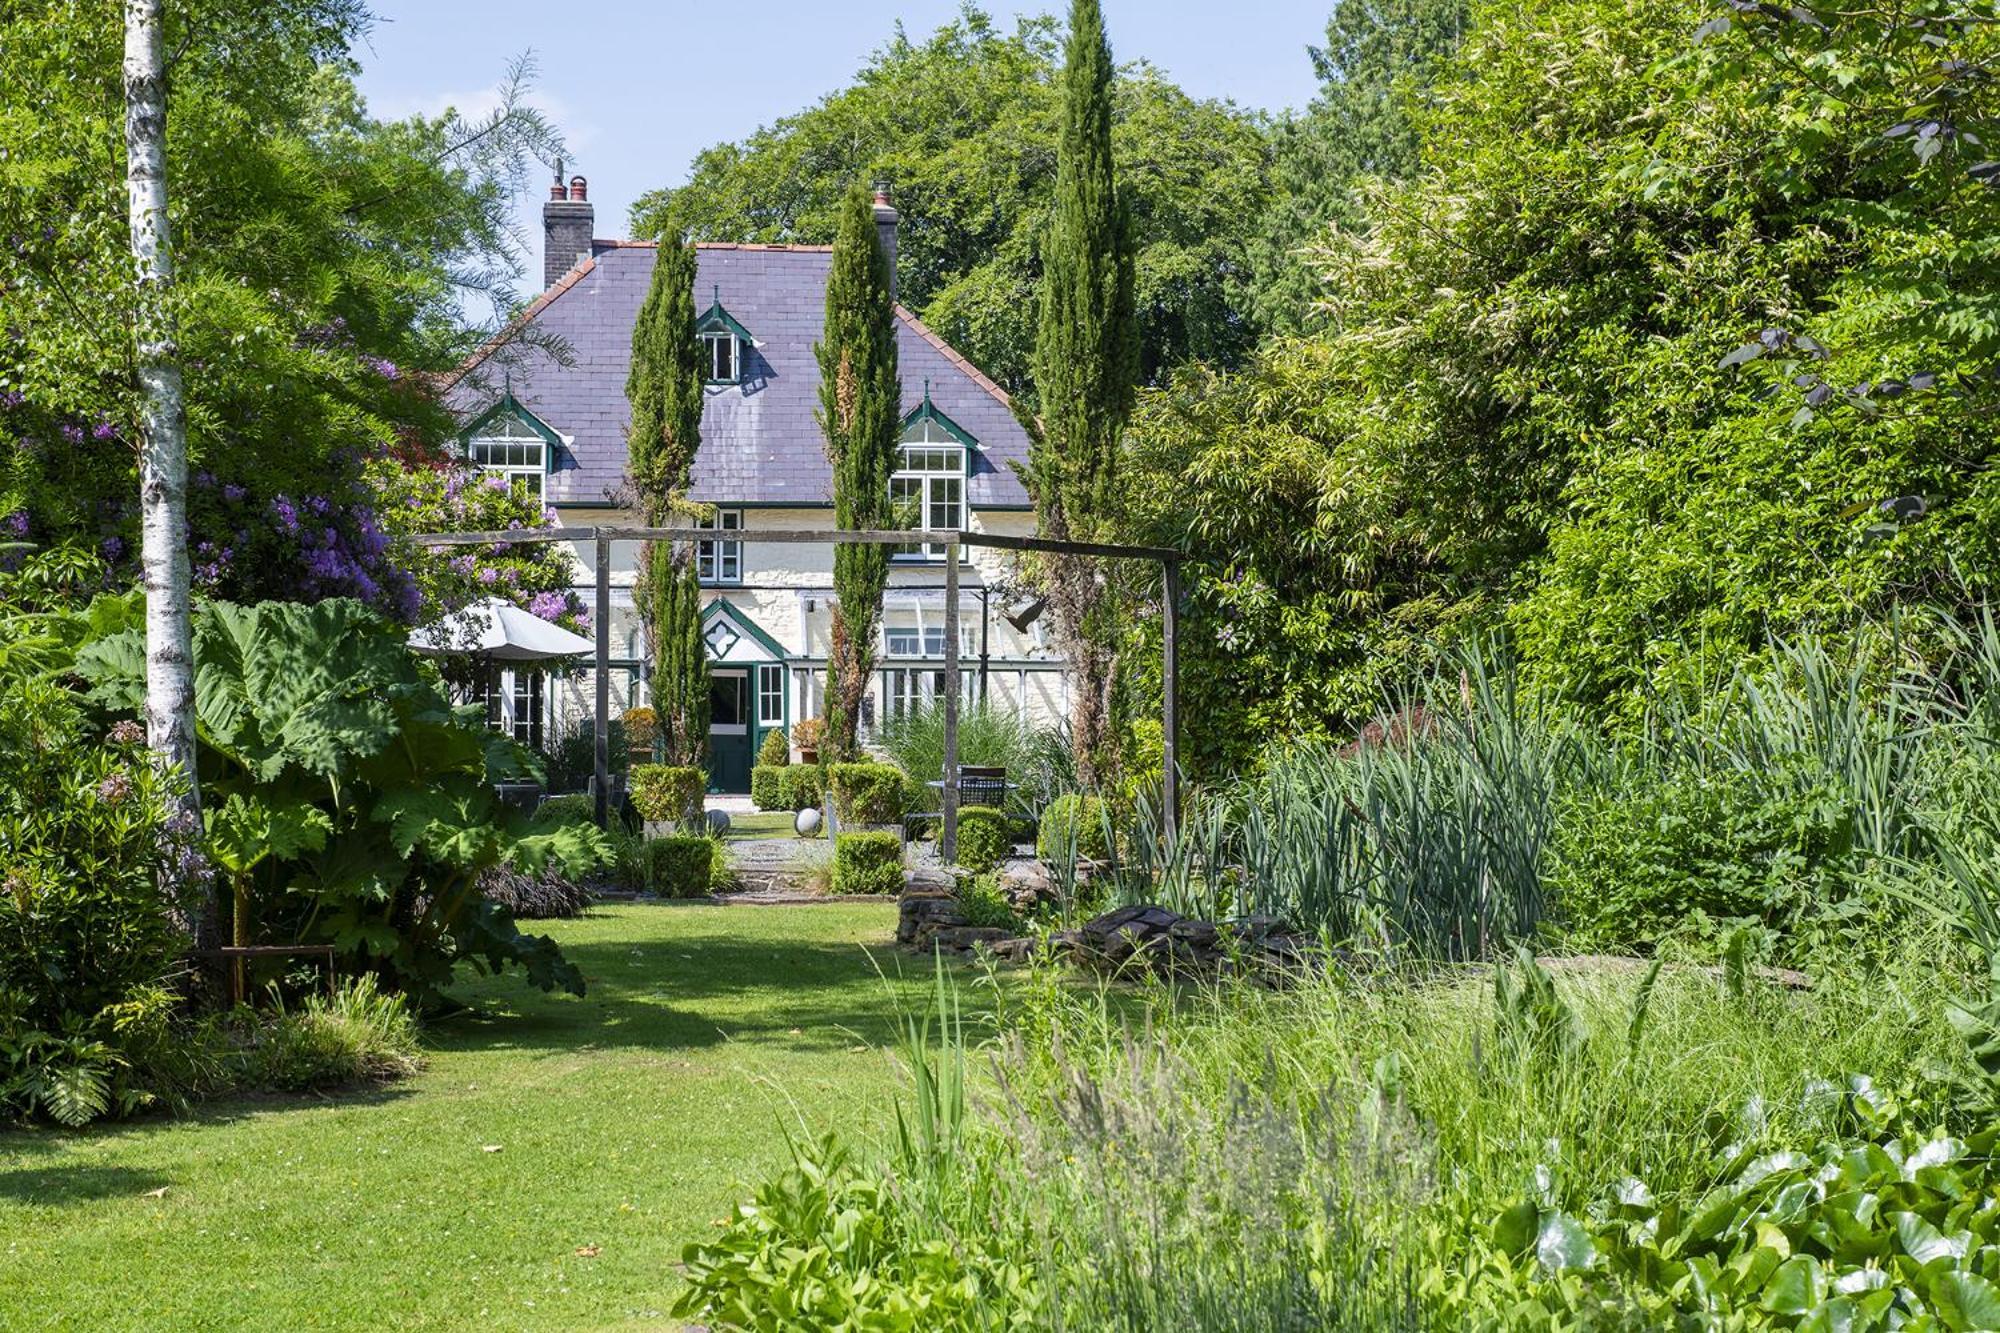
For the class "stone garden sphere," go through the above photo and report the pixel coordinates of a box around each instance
[794,806,822,837]
[706,808,731,834]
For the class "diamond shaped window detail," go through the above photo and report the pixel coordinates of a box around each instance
[704,621,740,658]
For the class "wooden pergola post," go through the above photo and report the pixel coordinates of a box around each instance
[941,536,961,863]
[593,533,611,829]
[1162,559,1180,845]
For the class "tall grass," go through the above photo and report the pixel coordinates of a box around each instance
[1100,624,2000,962]
[873,700,1043,808]
[859,933,1969,1329]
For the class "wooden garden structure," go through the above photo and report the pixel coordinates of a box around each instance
[407,525,1186,861]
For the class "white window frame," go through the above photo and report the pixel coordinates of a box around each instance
[702,331,739,384]
[467,414,548,499]
[883,624,972,658]
[881,666,981,719]
[468,667,544,748]
[696,509,743,584]
[892,417,965,560]
[757,664,784,726]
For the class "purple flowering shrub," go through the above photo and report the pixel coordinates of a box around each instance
[369,456,586,632]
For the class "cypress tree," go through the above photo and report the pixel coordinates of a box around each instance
[816,184,901,759]
[1029,0,1137,786]
[627,233,704,519]
[626,234,709,768]
[648,546,710,770]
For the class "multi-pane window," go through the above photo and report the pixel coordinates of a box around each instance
[696,509,742,583]
[882,667,980,719]
[702,332,738,384]
[892,416,965,559]
[757,664,784,726]
[884,625,973,658]
[468,667,544,749]
[467,413,547,498]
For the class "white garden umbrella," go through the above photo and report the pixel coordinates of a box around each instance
[408,597,590,662]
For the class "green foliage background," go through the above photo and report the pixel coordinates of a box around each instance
[1120,0,2000,773]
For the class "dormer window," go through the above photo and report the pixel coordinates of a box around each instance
[463,394,558,499]
[696,287,752,386]
[703,332,738,384]
[893,393,974,560]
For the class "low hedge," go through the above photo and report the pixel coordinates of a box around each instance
[830,762,907,826]
[535,793,596,826]
[631,764,705,829]
[645,835,714,898]
[782,765,824,812]
[1036,794,1110,865]
[750,765,787,811]
[833,831,904,895]
[953,807,1013,872]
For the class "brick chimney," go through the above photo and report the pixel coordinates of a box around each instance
[872,182,899,303]
[543,164,594,289]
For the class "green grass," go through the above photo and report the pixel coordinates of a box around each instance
[0,902,934,1331]
[721,810,815,842]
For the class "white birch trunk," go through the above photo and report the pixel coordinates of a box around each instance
[123,2,202,862]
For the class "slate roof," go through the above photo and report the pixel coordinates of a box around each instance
[445,242,1034,509]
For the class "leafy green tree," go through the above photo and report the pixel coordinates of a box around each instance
[1249,0,1468,331]
[631,4,1269,393]
[624,232,710,765]
[1120,0,2000,767]
[1030,0,1138,786]
[817,186,902,759]
[0,2,561,617]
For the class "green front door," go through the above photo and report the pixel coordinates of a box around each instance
[707,671,752,793]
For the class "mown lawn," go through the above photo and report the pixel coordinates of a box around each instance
[0,902,937,1331]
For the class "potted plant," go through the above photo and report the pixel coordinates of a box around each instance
[793,717,827,766]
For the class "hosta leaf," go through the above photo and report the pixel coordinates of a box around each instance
[1494,1200,1539,1256]
[1933,1271,2000,1331]
[1536,1211,1596,1273]
[1765,1255,1827,1314]
[1898,1212,1966,1265]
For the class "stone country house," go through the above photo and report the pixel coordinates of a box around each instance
[441,175,1065,793]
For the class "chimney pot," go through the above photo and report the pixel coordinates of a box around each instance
[542,171,595,289]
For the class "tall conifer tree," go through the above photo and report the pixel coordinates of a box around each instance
[626,234,709,768]
[1029,0,1137,787]
[816,185,901,759]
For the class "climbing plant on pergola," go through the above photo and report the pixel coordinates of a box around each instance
[409,523,1186,860]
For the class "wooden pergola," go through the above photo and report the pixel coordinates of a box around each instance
[408,525,1186,860]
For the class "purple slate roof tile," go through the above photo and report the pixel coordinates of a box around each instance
[445,242,1035,510]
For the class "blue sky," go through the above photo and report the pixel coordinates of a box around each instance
[353,1,1332,250]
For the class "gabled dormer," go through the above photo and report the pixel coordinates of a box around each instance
[462,392,561,499]
[696,286,753,385]
[893,383,975,560]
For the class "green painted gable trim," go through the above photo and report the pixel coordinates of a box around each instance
[900,395,978,449]
[696,300,755,345]
[460,393,563,471]
[700,596,788,661]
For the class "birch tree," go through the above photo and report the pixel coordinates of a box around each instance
[123,1,201,861]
